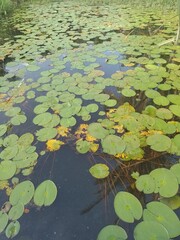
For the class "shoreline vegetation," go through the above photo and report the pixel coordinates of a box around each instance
[0,0,178,16]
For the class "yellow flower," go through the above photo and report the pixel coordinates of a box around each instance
[90,143,99,153]
[46,139,64,152]
[57,126,69,137]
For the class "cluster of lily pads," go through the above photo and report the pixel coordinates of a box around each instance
[0,0,180,239]
[0,180,57,238]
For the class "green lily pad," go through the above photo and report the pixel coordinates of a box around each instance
[10,181,35,205]
[102,135,126,155]
[0,124,7,137]
[27,65,40,72]
[156,108,173,120]
[153,96,170,106]
[122,88,136,97]
[0,146,18,160]
[114,192,143,223]
[0,211,8,233]
[18,133,34,146]
[76,140,90,154]
[33,112,53,126]
[10,114,27,126]
[3,134,18,147]
[89,164,109,179]
[0,161,16,180]
[5,107,21,117]
[167,95,180,105]
[34,180,57,207]
[134,221,169,240]
[170,163,180,184]
[150,168,179,197]
[136,175,156,194]
[8,203,24,220]
[97,225,128,240]
[169,105,180,117]
[36,128,57,142]
[86,103,99,113]
[88,123,108,139]
[143,201,180,238]
[5,221,20,239]
[104,99,117,107]
[146,134,171,152]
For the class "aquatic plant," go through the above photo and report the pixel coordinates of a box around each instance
[0,0,179,239]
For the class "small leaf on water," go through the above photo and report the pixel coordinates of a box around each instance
[89,164,109,179]
[114,192,143,223]
[97,225,128,240]
[5,221,20,239]
[34,180,57,207]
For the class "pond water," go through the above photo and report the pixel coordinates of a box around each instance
[0,1,180,240]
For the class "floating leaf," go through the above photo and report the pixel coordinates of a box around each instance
[150,168,179,198]
[76,140,90,154]
[122,88,136,97]
[88,123,108,139]
[0,211,8,233]
[27,65,40,72]
[156,108,173,120]
[0,161,16,180]
[146,134,171,152]
[170,163,180,184]
[0,124,7,137]
[153,96,170,106]
[102,135,126,155]
[167,95,180,105]
[10,114,27,126]
[89,164,109,179]
[34,180,57,207]
[136,175,155,194]
[10,181,35,205]
[104,99,117,107]
[169,105,180,117]
[36,128,57,142]
[33,112,53,126]
[114,192,143,223]
[8,203,24,220]
[5,221,20,239]
[134,221,169,240]
[97,225,128,240]
[143,201,180,238]
[86,103,99,113]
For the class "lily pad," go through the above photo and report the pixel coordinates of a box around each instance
[134,221,169,240]
[89,164,109,179]
[114,192,143,223]
[169,105,180,117]
[146,134,171,152]
[97,225,128,240]
[5,221,20,239]
[34,180,57,207]
[36,128,57,142]
[88,123,108,139]
[0,161,16,180]
[102,135,126,155]
[76,140,90,154]
[0,211,8,233]
[10,180,35,205]
[153,96,170,106]
[150,168,179,198]
[8,203,24,220]
[136,175,155,194]
[143,201,180,238]
[0,124,7,137]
